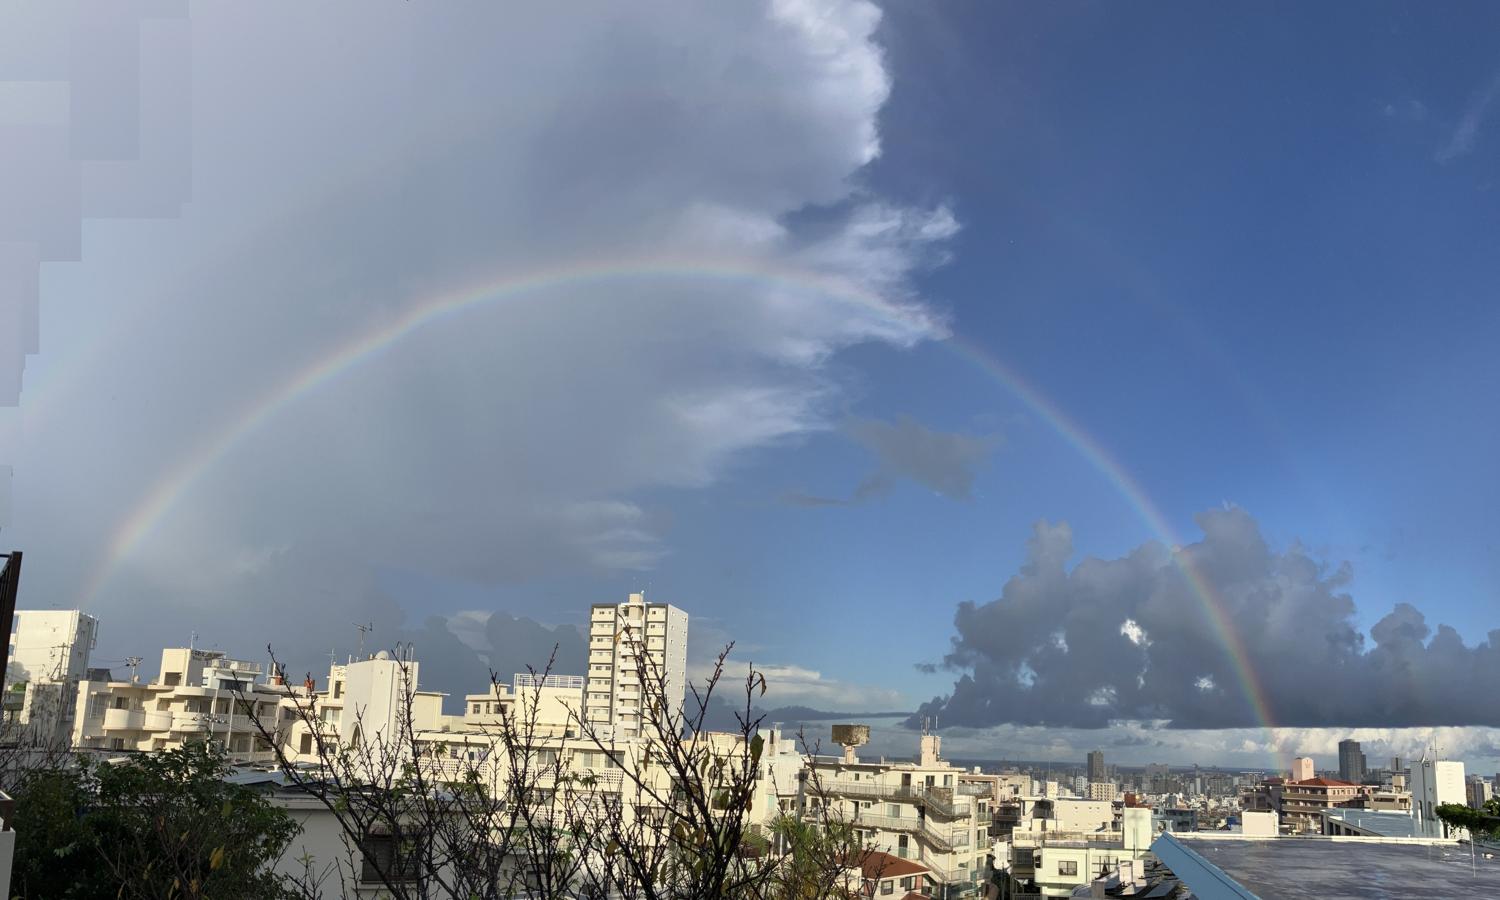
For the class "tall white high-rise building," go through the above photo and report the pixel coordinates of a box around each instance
[585,592,687,738]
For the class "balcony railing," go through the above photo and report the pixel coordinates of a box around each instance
[811,779,973,819]
[849,811,924,834]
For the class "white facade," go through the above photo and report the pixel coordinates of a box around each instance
[1411,758,1465,837]
[7,609,98,684]
[5,609,99,744]
[72,647,293,762]
[1006,804,1153,897]
[585,593,688,738]
[804,732,991,896]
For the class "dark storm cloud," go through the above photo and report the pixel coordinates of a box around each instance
[913,507,1500,729]
[482,612,588,681]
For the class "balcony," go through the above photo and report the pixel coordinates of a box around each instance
[849,812,922,833]
[922,820,970,853]
[102,708,145,731]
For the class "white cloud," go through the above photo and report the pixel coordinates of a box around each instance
[1,0,957,686]
[696,659,906,712]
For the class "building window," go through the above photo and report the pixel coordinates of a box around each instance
[1058,860,1078,876]
[901,877,913,890]
[880,880,894,895]
[300,733,313,755]
[359,831,422,883]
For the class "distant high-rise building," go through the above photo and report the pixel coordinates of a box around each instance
[1088,749,1106,783]
[1291,757,1314,782]
[1338,739,1364,783]
[585,592,688,739]
[1467,777,1493,810]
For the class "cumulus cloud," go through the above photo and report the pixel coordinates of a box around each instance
[696,659,907,712]
[901,720,1500,772]
[914,507,1500,730]
[788,415,996,505]
[0,1,956,674]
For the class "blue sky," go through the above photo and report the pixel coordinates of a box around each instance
[2,1,1499,767]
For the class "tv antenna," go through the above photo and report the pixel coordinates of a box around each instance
[354,622,374,659]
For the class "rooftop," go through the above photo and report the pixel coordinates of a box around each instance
[857,850,930,879]
[1286,777,1358,788]
[1323,808,1443,839]
[1152,833,1498,899]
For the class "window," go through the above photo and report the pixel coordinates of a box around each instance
[164,672,181,686]
[1058,860,1078,876]
[300,733,313,754]
[360,831,422,883]
[471,702,481,714]
[880,880,894,895]
[901,877,913,890]
[333,681,343,699]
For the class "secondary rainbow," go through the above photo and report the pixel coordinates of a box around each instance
[82,257,1282,756]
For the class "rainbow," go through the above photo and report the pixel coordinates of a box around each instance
[81,257,1283,762]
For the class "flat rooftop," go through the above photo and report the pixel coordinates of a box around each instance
[1154,833,1500,899]
[1323,808,1443,839]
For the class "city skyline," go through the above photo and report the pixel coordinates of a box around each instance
[3,1,1500,772]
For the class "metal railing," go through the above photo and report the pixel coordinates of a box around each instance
[810,779,974,820]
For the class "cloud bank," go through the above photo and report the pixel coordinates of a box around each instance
[915,507,1500,730]
[0,0,956,685]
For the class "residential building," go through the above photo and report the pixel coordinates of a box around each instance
[1280,777,1364,834]
[72,647,293,762]
[461,673,584,737]
[1003,801,1153,897]
[1086,781,1117,802]
[1411,758,1465,838]
[804,730,990,898]
[585,592,688,739]
[4,609,99,744]
[1337,739,1363,784]
[1467,776,1493,810]
[1087,749,1105,784]
[855,850,931,899]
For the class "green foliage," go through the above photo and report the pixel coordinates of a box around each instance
[1436,798,1500,840]
[10,743,303,900]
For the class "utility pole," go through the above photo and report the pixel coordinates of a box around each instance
[125,657,142,684]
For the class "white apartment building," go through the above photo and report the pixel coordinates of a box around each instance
[4,609,99,744]
[804,732,991,898]
[461,673,584,737]
[1411,758,1465,837]
[585,593,687,739]
[7,609,98,684]
[72,647,292,762]
[1002,800,1153,897]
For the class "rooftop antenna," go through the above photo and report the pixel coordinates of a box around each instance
[354,622,373,659]
[125,656,142,684]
